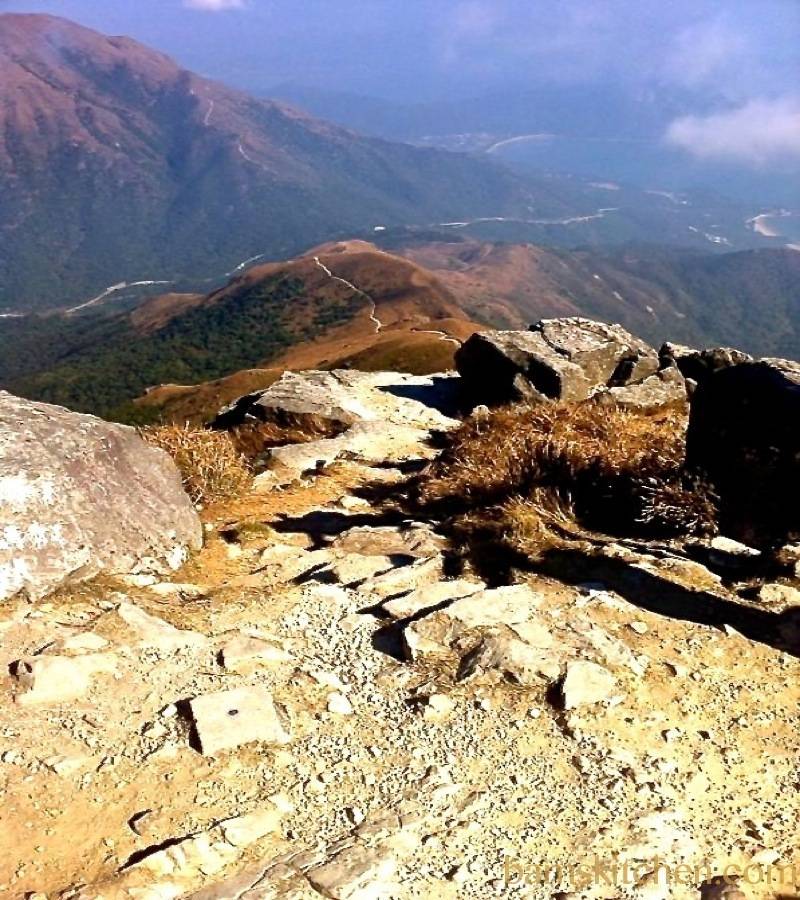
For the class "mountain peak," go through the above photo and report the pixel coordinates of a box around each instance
[0,15,537,311]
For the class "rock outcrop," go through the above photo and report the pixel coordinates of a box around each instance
[214,370,462,484]
[661,343,753,387]
[2,332,799,900]
[0,391,201,602]
[686,358,800,545]
[597,365,687,411]
[455,317,660,405]
[214,369,461,432]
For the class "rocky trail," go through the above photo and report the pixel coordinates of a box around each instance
[1,320,799,900]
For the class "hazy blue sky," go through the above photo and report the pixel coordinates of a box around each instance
[0,0,796,101]
[1,0,798,166]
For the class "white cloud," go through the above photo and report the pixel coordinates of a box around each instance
[665,97,800,166]
[183,0,246,10]
[663,18,747,88]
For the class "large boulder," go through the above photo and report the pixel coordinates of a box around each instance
[686,359,800,546]
[455,318,659,405]
[0,392,202,602]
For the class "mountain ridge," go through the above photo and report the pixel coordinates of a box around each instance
[1,239,797,423]
[0,13,547,311]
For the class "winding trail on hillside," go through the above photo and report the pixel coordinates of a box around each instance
[236,140,270,173]
[313,256,382,334]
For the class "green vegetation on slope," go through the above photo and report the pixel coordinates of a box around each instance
[1,274,362,421]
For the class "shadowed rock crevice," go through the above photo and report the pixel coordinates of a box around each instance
[538,547,799,658]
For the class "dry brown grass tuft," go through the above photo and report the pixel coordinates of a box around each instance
[141,423,251,504]
[227,417,344,464]
[415,401,717,553]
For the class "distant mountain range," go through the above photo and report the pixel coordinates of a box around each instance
[269,82,710,143]
[0,14,555,312]
[0,14,793,315]
[1,238,797,422]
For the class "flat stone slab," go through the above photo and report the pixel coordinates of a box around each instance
[190,686,291,756]
[561,660,617,709]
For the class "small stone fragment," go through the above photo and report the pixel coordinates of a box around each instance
[560,660,617,710]
[758,583,800,606]
[307,844,398,900]
[220,803,284,847]
[117,601,206,651]
[43,754,94,776]
[327,692,354,716]
[220,634,291,670]
[56,632,109,654]
[423,693,455,721]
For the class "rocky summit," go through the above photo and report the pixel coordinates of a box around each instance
[0,319,798,900]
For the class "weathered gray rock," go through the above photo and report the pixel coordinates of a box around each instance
[330,523,446,559]
[598,366,687,411]
[215,370,461,484]
[403,584,547,662]
[459,632,562,683]
[455,318,658,405]
[660,343,753,386]
[0,391,201,602]
[686,358,800,545]
[324,552,396,586]
[215,369,461,432]
[400,584,569,685]
[357,556,445,600]
[381,578,484,620]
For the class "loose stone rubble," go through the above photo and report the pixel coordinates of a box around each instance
[2,327,799,900]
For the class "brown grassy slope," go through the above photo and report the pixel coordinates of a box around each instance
[130,293,207,334]
[399,240,691,338]
[134,243,484,423]
[136,369,283,425]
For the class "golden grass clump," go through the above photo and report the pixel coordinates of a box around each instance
[140,423,251,504]
[415,401,717,552]
[227,417,344,463]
